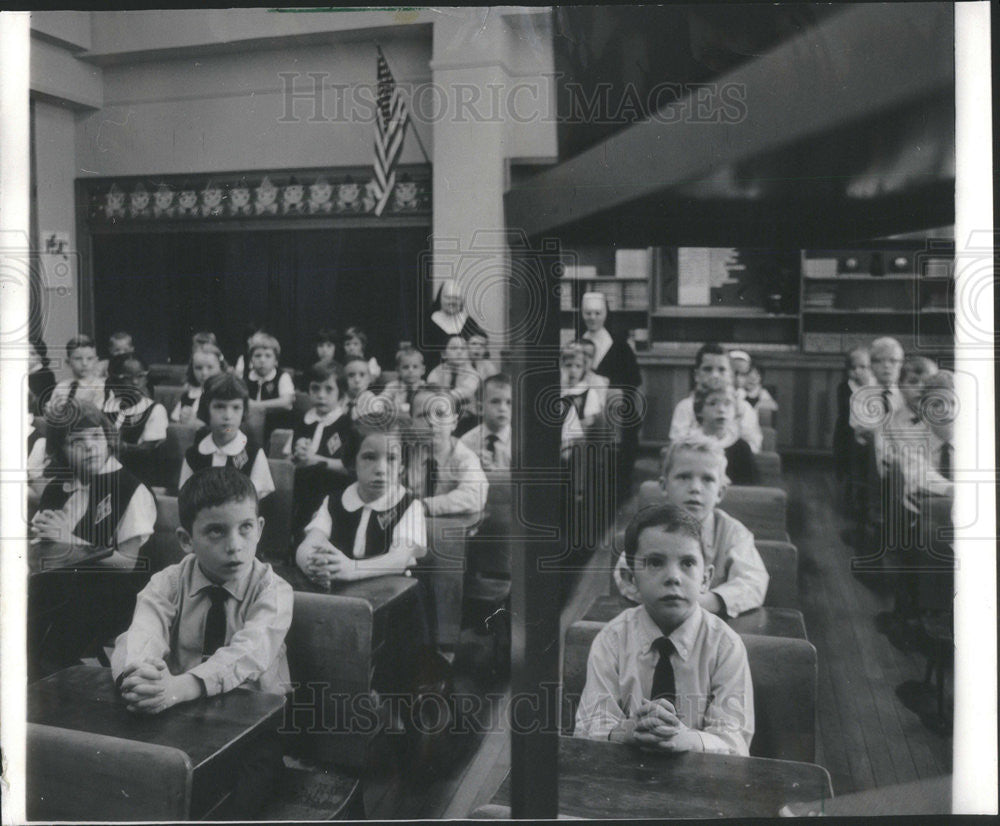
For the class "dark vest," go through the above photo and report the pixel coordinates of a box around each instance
[38,467,145,549]
[292,411,351,460]
[326,490,416,560]
[184,429,262,478]
[178,389,210,424]
[247,373,281,402]
[106,401,158,446]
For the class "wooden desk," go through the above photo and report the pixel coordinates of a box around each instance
[28,665,286,818]
[582,596,807,640]
[28,541,113,575]
[780,775,951,817]
[273,562,421,695]
[485,736,832,819]
[423,512,481,648]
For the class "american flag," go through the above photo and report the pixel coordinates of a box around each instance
[372,46,409,217]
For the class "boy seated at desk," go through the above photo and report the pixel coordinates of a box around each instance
[460,372,512,471]
[409,385,488,515]
[576,503,754,755]
[111,466,292,819]
[613,439,769,618]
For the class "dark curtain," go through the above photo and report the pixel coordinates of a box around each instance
[92,228,428,370]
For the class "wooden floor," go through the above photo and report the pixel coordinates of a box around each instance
[381,456,952,818]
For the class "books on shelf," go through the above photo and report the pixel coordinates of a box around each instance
[622,281,650,309]
[615,248,651,279]
[592,282,622,311]
[803,258,839,278]
[559,284,574,310]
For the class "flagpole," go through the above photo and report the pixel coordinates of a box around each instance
[376,44,432,167]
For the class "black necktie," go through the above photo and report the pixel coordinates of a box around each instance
[406,385,417,409]
[882,388,892,416]
[67,380,80,402]
[939,442,952,480]
[425,458,439,495]
[485,433,499,459]
[346,399,356,418]
[560,392,587,421]
[449,369,458,389]
[203,586,229,657]
[650,637,677,706]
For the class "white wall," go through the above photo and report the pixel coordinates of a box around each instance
[30,8,559,351]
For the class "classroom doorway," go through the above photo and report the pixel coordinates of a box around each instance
[90,227,430,369]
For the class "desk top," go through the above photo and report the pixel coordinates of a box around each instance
[28,542,114,575]
[779,775,951,817]
[491,736,832,819]
[272,562,417,613]
[28,665,285,770]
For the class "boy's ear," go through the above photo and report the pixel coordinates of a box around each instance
[256,515,265,538]
[701,563,715,592]
[658,475,668,492]
[714,478,728,506]
[176,526,194,555]
[617,557,642,603]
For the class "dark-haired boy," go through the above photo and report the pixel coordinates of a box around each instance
[575,504,754,755]
[111,467,292,818]
[460,373,512,471]
[669,342,762,452]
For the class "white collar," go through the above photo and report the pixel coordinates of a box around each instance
[340,481,406,512]
[484,424,511,443]
[198,429,248,456]
[104,396,153,417]
[63,457,122,492]
[562,383,590,396]
[431,310,466,336]
[248,368,278,383]
[304,406,344,426]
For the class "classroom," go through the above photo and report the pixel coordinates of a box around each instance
[5,4,994,820]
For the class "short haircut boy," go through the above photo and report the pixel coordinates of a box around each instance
[694,342,727,369]
[693,377,736,417]
[178,465,259,533]
[248,332,281,359]
[395,346,424,368]
[661,437,729,481]
[66,334,97,355]
[623,503,705,570]
[870,336,904,360]
[845,346,869,370]
[561,341,584,363]
[482,372,512,397]
[900,355,938,383]
[109,331,134,348]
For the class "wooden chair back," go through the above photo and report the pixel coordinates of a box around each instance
[756,540,799,609]
[139,494,186,574]
[284,592,375,772]
[720,485,789,542]
[148,363,188,387]
[752,451,783,487]
[761,426,777,453]
[743,634,817,763]
[244,405,267,450]
[560,623,817,762]
[636,481,789,542]
[259,459,294,560]
[153,384,185,416]
[156,424,198,493]
[27,722,192,821]
[268,428,294,459]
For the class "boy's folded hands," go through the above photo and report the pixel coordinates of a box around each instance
[628,698,702,753]
[119,657,204,715]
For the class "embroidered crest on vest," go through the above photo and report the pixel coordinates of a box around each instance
[232,449,250,470]
[94,494,113,525]
[325,433,342,455]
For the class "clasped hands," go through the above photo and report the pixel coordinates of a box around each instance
[30,509,81,544]
[618,698,703,753]
[118,657,203,715]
